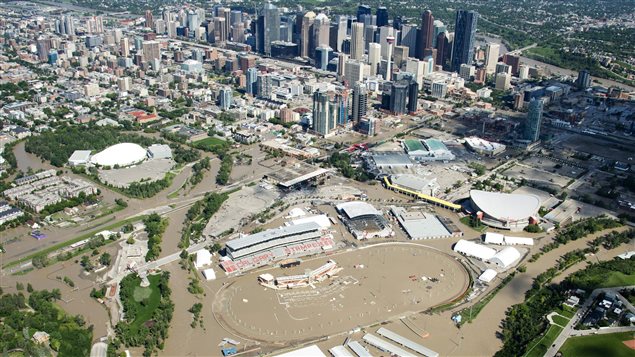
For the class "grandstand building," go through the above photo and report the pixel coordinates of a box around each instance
[221,222,334,273]
[258,260,342,289]
[469,190,540,231]
[336,201,393,239]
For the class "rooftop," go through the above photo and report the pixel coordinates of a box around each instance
[470,190,540,221]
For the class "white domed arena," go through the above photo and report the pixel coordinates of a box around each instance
[90,143,147,167]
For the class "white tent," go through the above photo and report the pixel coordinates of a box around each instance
[286,208,306,218]
[287,214,331,229]
[484,232,505,245]
[504,236,534,246]
[478,269,498,283]
[202,268,216,281]
[491,247,521,268]
[194,249,212,269]
[453,239,497,261]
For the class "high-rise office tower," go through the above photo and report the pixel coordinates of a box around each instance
[187,11,199,32]
[432,20,446,48]
[350,22,365,60]
[484,42,500,74]
[502,53,520,75]
[435,32,450,70]
[337,53,348,79]
[345,60,367,87]
[313,13,330,51]
[120,37,130,57]
[524,98,543,142]
[393,15,403,30]
[351,82,368,123]
[142,40,161,63]
[246,67,258,95]
[357,5,371,21]
[406,58,425,90]
[576,69,591,89]
[167,21,177,38]
[376,6,389,27]
[312,90,336,136]
[364,25,377,51]
[333,16,348,52]
[256,73,273,98]
[217,7,231,39]
[495,62,512,75]
[393,45,409,69]
[368,42,381,76]
[256,2,280,55]
[214,17,228,42]
[400,24,418,55]
[450,10,478,72]
[315,46,332,70]
[232,23,245,43]
[145,10,154,29]
[519,65,530,80]
[230,10,242,26]
[218,87,232,110]
[300,11,316,58]
[390,80,409,115]
[417,10,434,59]
[495,72,511,90]
[335,91,349,126]
[36,37,50,62]
[407,80,419,114]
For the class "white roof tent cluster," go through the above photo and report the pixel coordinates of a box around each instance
[453,239,521,269]
[484,232,534,246]
[362,327,439,357]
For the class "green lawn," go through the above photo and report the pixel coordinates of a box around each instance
[552,314,570,327]
[459,216,488,233]
[556,305,577,319]
[524,324,564,357]
[601,272,635,288]
[128,274,162,332]
[193,137,226,150]
[560,332,635,357]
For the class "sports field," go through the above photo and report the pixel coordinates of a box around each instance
[213,243,469,342]
[560,332,635,357]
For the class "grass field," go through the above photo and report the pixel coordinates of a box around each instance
[556,305,577,319]
[128,274,162,331]
[524,324,564,357]
[560,332,635,357]
[552,314,570,327]
[601,272,635,288]
[193,137,226,151]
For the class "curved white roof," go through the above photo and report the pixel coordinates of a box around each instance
[470,190,540,221]
[336,201,381,219]
[491,247,521,268]
[90,143,147,167]
[453,239,496,261]
[478,269,498,283]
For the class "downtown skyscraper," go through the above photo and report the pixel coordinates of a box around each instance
[256,2,280,55]
[450,10,478,72]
